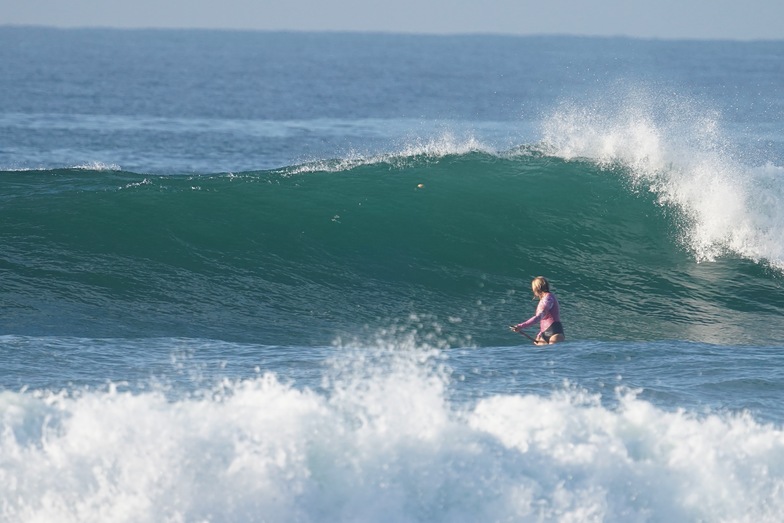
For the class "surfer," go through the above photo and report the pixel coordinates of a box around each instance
[510,276,565,345]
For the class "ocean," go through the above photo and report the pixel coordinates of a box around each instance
[1,27,783,522]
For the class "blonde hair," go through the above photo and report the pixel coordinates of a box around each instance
[531,276,550,295]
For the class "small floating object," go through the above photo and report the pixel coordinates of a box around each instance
[416,183,424,189]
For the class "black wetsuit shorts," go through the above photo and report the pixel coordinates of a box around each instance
[541,321,565,342]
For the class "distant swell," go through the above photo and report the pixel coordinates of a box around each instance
[1,150,782,345]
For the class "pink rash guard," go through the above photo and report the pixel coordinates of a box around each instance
[516,292,561,337]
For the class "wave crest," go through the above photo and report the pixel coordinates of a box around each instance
[540,88,784,269]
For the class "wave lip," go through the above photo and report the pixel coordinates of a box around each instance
[540,88,784,271]
[286,131,496,174]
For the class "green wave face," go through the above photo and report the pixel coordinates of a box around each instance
[1,153,782,345]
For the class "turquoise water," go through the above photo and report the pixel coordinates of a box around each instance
[2,153,782,346]
[1,28,783,522]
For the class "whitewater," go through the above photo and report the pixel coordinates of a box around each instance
[1,28,783,522]
[3,341,784,522]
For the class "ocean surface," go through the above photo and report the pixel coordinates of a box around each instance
[1,27,784,522]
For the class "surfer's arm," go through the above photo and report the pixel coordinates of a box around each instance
[513,296,553,332]
[514,312,543,331]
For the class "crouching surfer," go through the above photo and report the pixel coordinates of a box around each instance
[510,276,565,345]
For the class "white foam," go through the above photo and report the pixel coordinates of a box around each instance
[1,342,783,522]
[0,162,122,173]
[540,89,784,269]
[287,131,494,175]
[73,161,122,171]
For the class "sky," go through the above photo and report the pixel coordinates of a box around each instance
[3,0,784,40]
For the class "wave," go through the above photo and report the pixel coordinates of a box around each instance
[540,87,784,269]
[1,135,782,345]
[1,342,783,523]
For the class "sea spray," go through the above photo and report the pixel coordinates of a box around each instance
[539,87,784,269]
[2,339,784,522]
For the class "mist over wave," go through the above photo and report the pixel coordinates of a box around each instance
[540,86,784,270]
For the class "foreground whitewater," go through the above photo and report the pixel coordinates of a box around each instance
[2,340,784,522]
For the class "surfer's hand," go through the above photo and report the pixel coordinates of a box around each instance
[509,324,519,332]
